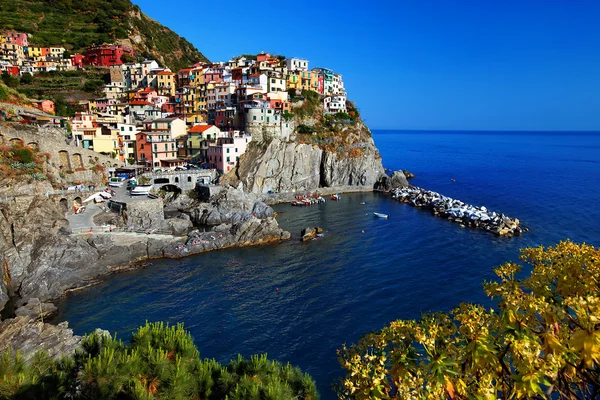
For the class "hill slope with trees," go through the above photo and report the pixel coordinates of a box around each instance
[0,0,209,71]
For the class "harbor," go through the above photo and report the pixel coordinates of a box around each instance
[391,186,524,236]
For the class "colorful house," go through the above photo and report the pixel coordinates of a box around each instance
[207,133,252,173]
[83,44,135,67]
[31,99,55,114]
[187,124,223,161]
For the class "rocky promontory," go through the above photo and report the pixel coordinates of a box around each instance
[0,185,290,318]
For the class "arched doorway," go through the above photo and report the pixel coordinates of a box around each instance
[58,150,71,170]
[72,153,84,169]
[59,198,68,213]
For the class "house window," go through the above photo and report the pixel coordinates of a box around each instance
[253,116,256,121]
[120,127,124,131]
[226,148,230,153]
[226,157,230,162]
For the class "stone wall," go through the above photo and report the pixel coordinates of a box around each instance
[0,123,123,172]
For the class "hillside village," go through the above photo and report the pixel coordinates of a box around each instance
[1,31,352,175]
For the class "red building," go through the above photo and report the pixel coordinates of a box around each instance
[3,66,20,76]
[162,102,176,115]
[83,44,135,67]
[70,53,84,68]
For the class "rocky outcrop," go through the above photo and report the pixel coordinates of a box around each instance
[0,185,291,316]
[14,298,57,320]
[124,198,193,234]
[374,170,410,191]
[301,226,323,242]
[0,317,82,361]
[223,137,386,194]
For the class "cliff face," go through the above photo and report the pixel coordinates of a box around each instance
[223,117,386,194]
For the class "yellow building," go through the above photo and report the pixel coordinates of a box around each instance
[92,127,120,156]
[287,71,301,90]
[300,71,320,93]
[155,71,176,96]
[189,67,206,87]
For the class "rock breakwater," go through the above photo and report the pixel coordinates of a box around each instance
[391,186,523,236]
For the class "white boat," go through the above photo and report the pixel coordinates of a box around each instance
[374,212,389,219]
[130,185,152,195]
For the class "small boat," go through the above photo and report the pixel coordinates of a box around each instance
[131,185,152,195]
[331,194,341,201]
[374,212,389,219]
[360,202,366,205]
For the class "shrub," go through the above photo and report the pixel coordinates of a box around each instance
[338,241,600,399]
[12,146,34,163]
[297,124,314,134]
[0,322,319,399]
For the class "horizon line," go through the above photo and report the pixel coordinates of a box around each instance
[370,128,600,133]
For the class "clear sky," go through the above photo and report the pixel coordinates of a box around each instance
[133,0,600,131]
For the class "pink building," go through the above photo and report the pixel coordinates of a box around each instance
[207,133,252,173]
[136,118,185,168]
[3,32,28,47]
[31,99,55,114]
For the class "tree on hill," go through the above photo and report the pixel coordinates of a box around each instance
[0,322,319,399]
[337,241,600,399]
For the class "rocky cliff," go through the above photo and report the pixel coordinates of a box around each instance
[223,112,387,194]
[0,186,289,316]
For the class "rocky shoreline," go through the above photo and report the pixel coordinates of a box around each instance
[390,186,524,236]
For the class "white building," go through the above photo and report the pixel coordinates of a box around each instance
[267,74,286,92]
[243,73,268,92]
[104,82,125,99]
[286,58,309,71]
[324,94,347,114]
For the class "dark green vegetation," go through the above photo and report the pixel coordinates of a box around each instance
[0,0,209,71]
[15,69,108,102]
[0,322,318,399]
[338,241,600,399]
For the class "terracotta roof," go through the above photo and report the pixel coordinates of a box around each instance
[156,71,174,75]
[140,88,155,93]
[188,124,217,133]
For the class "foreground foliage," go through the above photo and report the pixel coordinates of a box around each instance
[0,322,318,399]
[338,241,600,399]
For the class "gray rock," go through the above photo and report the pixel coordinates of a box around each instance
[222,134,386,194]
[374,170,410,191]
[161,218,193,235]
[14,298,57,320]
[0,316,82,361]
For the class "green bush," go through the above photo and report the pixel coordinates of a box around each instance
[12,147,34,163]
[20,73,33,85]
[0,322,318,399]
[297,124,314,134]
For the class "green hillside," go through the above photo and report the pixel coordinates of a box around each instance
[0,0,209,71]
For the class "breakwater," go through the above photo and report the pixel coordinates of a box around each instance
[391,186,523,236]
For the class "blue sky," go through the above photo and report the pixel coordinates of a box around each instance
[134,0,600,131]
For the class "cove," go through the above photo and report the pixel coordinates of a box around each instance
[52,130,600,398]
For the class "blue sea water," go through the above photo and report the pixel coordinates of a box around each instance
[52,131,600,398]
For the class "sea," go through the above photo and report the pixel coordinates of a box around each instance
[52,130,600,398]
